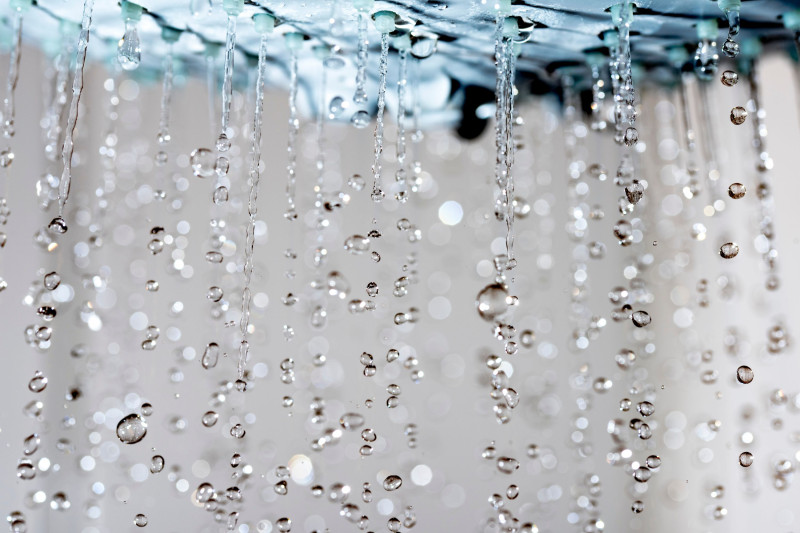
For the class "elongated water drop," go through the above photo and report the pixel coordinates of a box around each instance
[57,0,96,226]
[117,2,143,71]
[370,13,395,202]
[285,32,303,220]
[352,0,374,104]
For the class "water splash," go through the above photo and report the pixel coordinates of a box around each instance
[238,15,272,381]
[55,0,96,228]
[371,32,390,202]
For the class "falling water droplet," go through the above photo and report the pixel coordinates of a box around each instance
[728,183,746,199]
[476,283,511,321]
[730,106,747,125]
[719,242,739,259]
[739,451,753,467]
[736,365,754,384]
[631,310,651,327]
[133,514,148,527]
[117,23,141,71]
[721,70,739,87]
[150,455,164,473]
[190,148,215,177]
[28,371,47,393]
[116,414,147,444]
[383,474,402,491]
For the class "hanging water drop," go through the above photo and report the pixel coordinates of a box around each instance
[117,2,143,71]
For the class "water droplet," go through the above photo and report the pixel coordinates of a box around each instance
[631,310,651,327]
[117,23,141,70]
[22,434,40,456]
[213,185,229,205]
[383,474,402,491]
[631,500,644,513]
[276,517,292,532]
[623,127,638,146]
[195,482,215,503]
[496,457,520,474]
[361,428,376,442]
[133,513,147,527]
[351,110,370,128]
[736,365,754,384]
[16,459,35,480]
[207,286,223,302]
[719,242,739,259]
[116,414,147,444]
[637,401,655,417]
[476,283,511,322]
[645,455,661,469]
[728,182,746,199]
[274,480,288,495]
[230,424,246,439]
[619,398,632,411]
[339,412,365,430]
[0,149,14,167]
[201,342,219,369]
[48,216,68,234]
[721,70,738,87]
[344,235,370,254]
[366,281,379,297]
[43,272,61,291]
[202,411,219,427]
[739,451,753,467]
[730,106,747,125]
[145,280,159,292]
[633,466,651,482]
[205,251,223,263]
[348,174,366,191]
[190,148,216,178]
[141,403,153,416]
[28,372,47,393]
[506,484,519,499]
[150,455,164,473]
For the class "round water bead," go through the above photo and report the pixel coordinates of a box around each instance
[739,451,753,467]
[646,455,662,469]
[28,372,48,393]
[190,148,216,178]
[276,517,291,532]
[631,310,651,327]
[633,466,651,482]
[150,455,164,473]
[0,149,14,167]
[195,483,215,503]
[719,242,739,259]
[506,484,519,499]
[43,272,61,291]
[736,365,754,384]
[213,186,229,205]
[141,403,153,416]
[329,96,346,117]
[722,38,740,58]
[134,514,148,527]
[496,457,520,474]
[230,424,246,438]
[383,475,403,491]
[730,106,747,125]
[145,280,159,292]
[116,414,147,444]
[631,500,644,513]
[344,235,370,254]
[728,183,746,199]
[202,411,219,427]
[348,174,366,191]
[207,286,223,302]
[720,70,739,87]
[619,398,632,411]
[351,110,370,129]
[637,401,655,417]
[623,127,639,147]
[476,283,511,322]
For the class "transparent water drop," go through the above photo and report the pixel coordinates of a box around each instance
[719,242,739,259]
[48,216,68,234]
[213,185,229,205]
[329,96,346,118]
[633,466,651,482]
[116,414,147,444]
[348,174,366,191]
[150,455,164,473]
[190,148,215,178]
[736,365,754,384]
[201,342,219,369]
[274,480,288,495]
[739,451,753,467]
[205,251,223,263]
[133,513,147,527]
[230,424,245,439]
[631,500,644,513]
[693,39,719,80]
[276,517,291,532]
[344,235,370,254]
[22,434,39,456]
[207,286,223,302]
[339,412,365,430]
[117,21,141,70]
[728,183,746,199]
[730,106,747,125]
[28,372,47,393]
[383,475,402,491]
[496,457,520,474]
[619,398,632,411]
[720,70,738,87]
[145,280,159,292]
[631,310,651,327]
[195,482,215,503]
[646,455,662,469]
[351,110,370,129]
[43,271,61,290]
[202,411,218,427]
[476,283,511,321]
[637,401,655,417]
[16,459,35,480]
[623,127,638,146]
